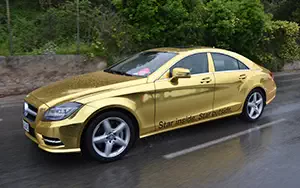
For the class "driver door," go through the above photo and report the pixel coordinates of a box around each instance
[154,53,215,131]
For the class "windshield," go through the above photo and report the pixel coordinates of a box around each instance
[105,51,177,77]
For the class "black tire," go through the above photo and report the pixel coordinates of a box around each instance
[240,89,266,122]
[81,111,137,162]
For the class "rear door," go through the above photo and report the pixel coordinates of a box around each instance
[210,52,252,113]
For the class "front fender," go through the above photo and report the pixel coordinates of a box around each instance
[85,97,142,127]
[79,94,155,139]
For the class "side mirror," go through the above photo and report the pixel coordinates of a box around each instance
[170,68,191,82]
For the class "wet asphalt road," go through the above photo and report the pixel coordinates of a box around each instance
[1,72,300,188]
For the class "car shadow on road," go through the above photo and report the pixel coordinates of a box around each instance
[25,115,271,168]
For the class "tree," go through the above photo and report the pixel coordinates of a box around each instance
[114,0,206,48]
[203,0,269,57]
[6,0,13,55]
[262,0,300,23]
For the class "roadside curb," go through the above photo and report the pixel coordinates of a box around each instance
[274,71,300,77]
[0,94,26,105]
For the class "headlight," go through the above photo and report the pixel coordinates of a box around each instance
[43,102,82,121]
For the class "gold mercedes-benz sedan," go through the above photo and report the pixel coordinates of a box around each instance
[23,47,276,162]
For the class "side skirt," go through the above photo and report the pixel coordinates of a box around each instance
[140,111,242,139]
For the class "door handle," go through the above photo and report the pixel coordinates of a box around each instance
[200,77,212,84]
[239,74,247,80]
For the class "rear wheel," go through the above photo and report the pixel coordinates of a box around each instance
[82,111,136,162]
[241,89,265,122]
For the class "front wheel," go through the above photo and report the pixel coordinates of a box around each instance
[81,111,136,162]
[241,89,265,122]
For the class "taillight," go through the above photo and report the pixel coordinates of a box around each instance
[269,72,274,79]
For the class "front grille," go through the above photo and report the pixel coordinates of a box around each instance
[24,102,38,122]
[26,113,36,122]
[29,126,36,138]
[28,103,38,113]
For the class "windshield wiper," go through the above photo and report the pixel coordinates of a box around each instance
[104,69,133,77]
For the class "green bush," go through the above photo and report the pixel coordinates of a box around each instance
[37,0,99,46]
[1,0,300,72]
[93,10,136,61]
[0,3,8,55]
[1,0,102,55]
[11,17,41,53]
[118,0,202,48]
[203,0,269,57]
[257,20,300,71]
[167,1,206,47]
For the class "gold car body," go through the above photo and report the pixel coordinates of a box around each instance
[23,47,277,153]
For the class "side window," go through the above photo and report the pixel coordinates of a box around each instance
[238,61,249,70]
[212,53,239,72]
[171,53,208,75]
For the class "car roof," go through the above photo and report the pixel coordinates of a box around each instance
[146,47,255,63]
[146,46,216,53]
[145,46,259,71]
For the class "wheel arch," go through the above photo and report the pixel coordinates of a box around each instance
[250,86,266,104]
[79,104,141,148]
[240,86,267,122]
[245,86,267,106]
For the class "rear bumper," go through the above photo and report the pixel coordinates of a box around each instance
[266,87,276,105]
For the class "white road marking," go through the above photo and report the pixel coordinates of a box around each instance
[163,118,286,160]
[0,118,2,122]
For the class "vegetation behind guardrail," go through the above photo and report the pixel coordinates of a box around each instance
[0,0,300,71]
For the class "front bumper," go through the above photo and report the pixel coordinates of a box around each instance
[24,96,97,153]
[24,121,83,153]
[25,132,81,153]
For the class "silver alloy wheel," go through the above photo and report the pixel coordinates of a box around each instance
[247,92,264,120]
[92,117,130,158]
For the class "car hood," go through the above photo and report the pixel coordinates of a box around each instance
[30,71,140,106]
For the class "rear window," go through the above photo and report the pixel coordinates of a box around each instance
[212,53,249,71]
